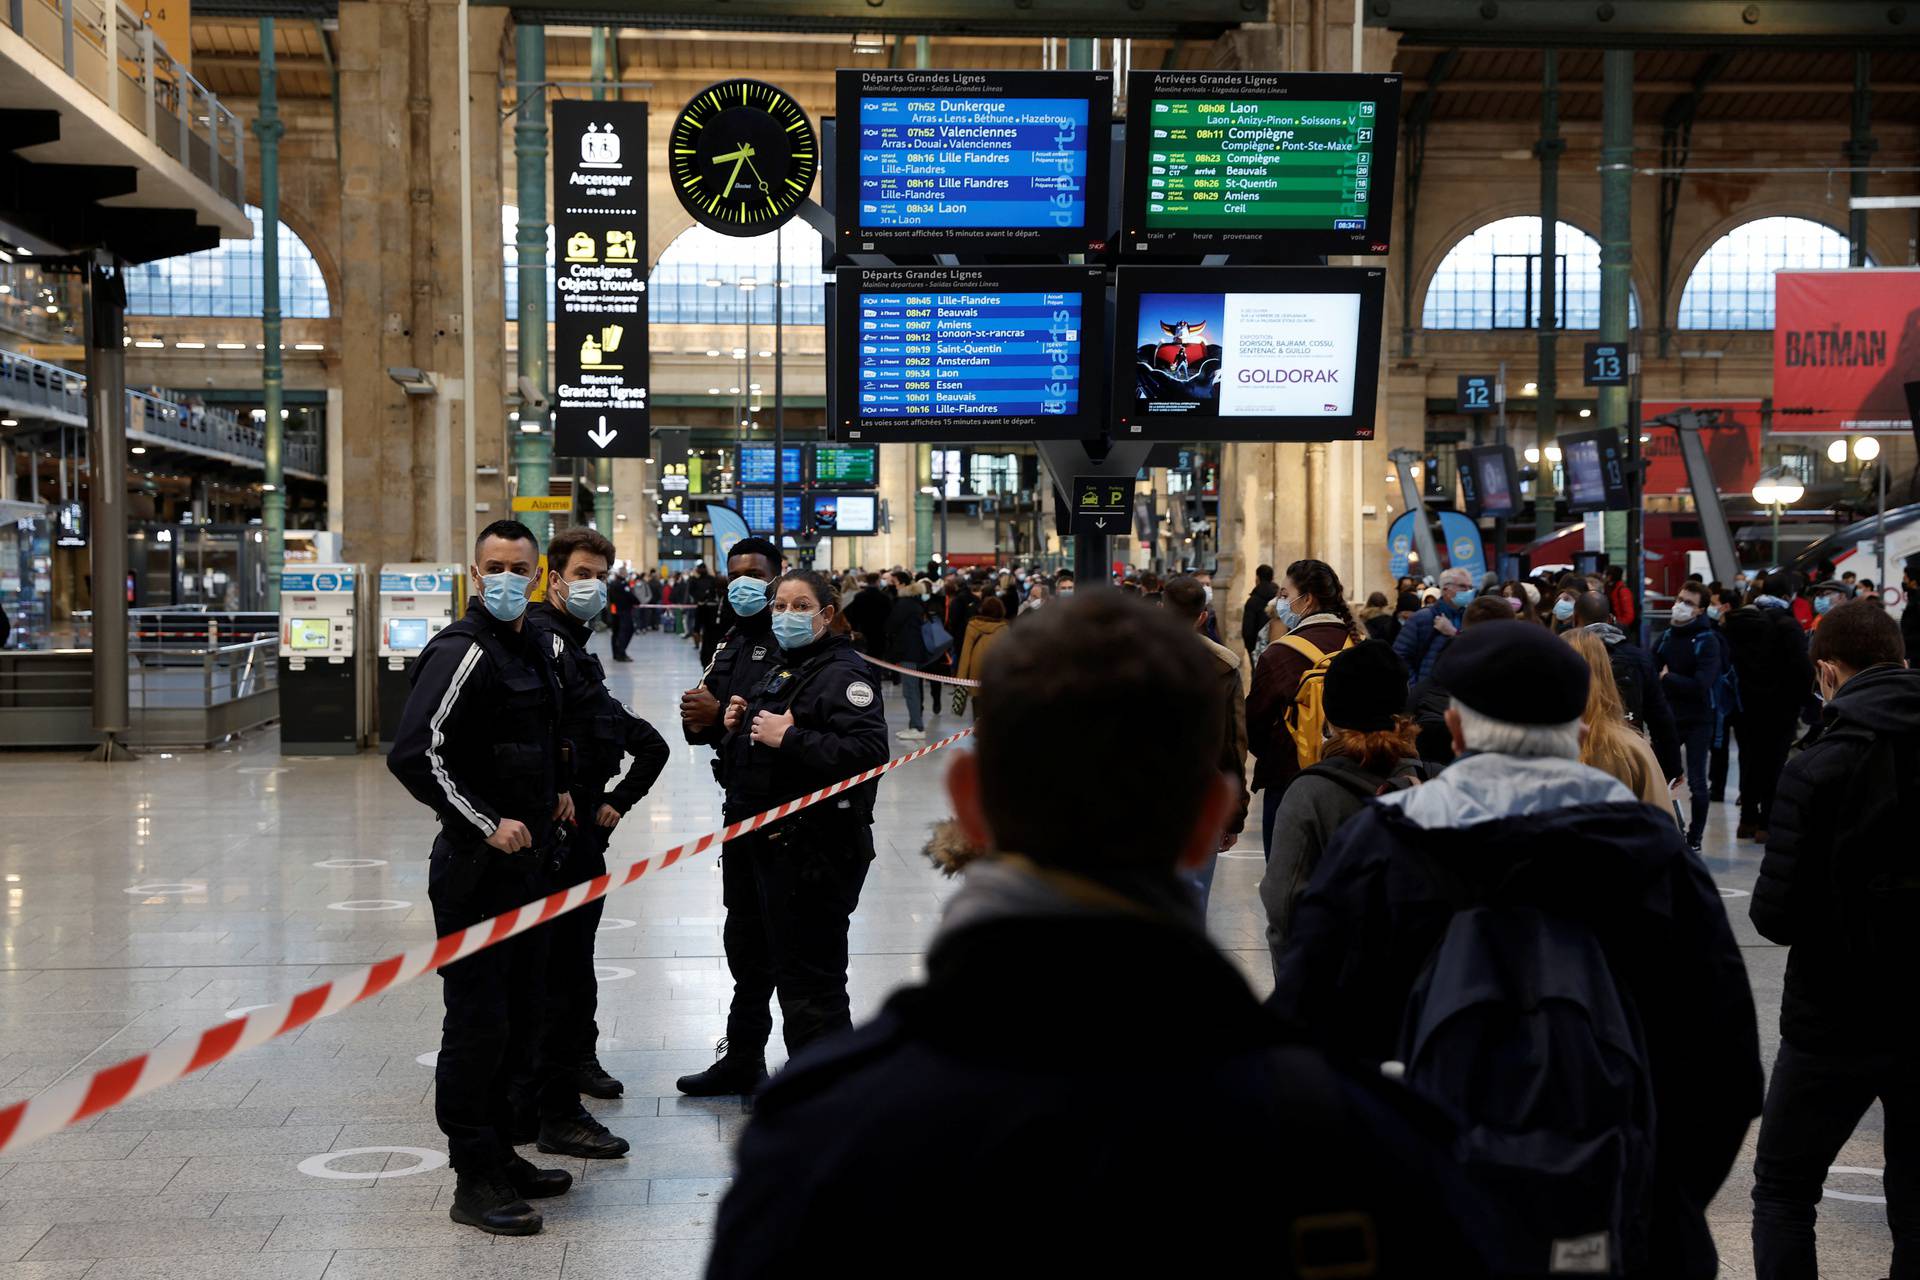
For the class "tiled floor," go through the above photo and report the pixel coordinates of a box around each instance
[0,626,1893,1277]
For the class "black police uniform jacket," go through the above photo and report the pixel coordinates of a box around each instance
[387,599,565,849]
[685,610,782,761]
[526,604,670,812]
[719,630,888,823]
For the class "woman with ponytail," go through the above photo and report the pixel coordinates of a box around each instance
[1245,559,1363,859]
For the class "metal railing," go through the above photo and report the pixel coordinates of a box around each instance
[0,635,279,748]
[0,348,88,425]
[4,0,245,207]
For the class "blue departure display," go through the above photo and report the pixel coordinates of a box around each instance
[856,96,1090,230]
[739,491,803,534]
[856,291,1081,419]
[737,446,801,487]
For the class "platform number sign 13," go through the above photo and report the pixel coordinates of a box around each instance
[1457,374,1495,414]
[1584,342,1630,387]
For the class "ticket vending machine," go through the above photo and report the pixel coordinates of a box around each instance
[376,563,461,752]
[278,563,369,754]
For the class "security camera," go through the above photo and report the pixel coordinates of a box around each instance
[517,375,549,413]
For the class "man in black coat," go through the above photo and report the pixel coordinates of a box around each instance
[1575,591,1683,783]
[1271,622,1762,1280]
[1241,562,1278,656]
[843,572,891,657]
[1722,572,1815,840]
[707,593,1497,1278]
[882,572,932,740]
[1748,599,1919,1279]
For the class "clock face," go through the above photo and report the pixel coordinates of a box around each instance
[670,79,817,236]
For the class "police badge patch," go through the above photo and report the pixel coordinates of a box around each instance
[846,680,876,708]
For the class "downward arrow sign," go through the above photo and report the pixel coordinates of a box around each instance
[1093,517,1108,530]
[587,415,618,449]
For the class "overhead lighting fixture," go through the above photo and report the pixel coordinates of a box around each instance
[134,338,164,348]
[131,445,147,454]
[757,349,771,358]
[1827,438,1849,464]
[176,340,204,349]
[385,366,438,396]
[216,341,247,350]
[852,31,887,54]
[1522,381,1538,395]
[294,342,325,351]
[0,248,11,263]
[1577,408,1591,418]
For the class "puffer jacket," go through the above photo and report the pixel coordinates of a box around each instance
[1270,751,1763,1280]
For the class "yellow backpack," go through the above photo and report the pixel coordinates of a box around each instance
[1280,632,1355,766]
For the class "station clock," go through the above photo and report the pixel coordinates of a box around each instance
[669,79,818,236]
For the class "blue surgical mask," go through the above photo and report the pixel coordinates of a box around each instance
[1707,605,1723,622]
[560,577,606,621]
[479,571,531,622]
[1448,587,1472,608]
[1552,598,1576,622]
[1275,600,1302,631]
[728,576,770,617]
[771,609,819,651]
[1814,593,1837,615]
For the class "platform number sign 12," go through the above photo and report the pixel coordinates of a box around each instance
[1583,342,1630,387]
[1457,374,1495,414]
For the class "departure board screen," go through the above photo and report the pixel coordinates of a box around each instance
[1113,264,1386,443]
[1122,71,1401,259]
[810,492,878,535]
[810,444,879,489]
[836,69,1112,256]
[834,265,1107,443]
[740,491,804,535]
[737,445,802,488]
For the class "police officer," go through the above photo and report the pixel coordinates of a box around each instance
[388,519,573,1236]
[677,537,785,1094]
[521,527,670,1156]
[677,567,889,1094]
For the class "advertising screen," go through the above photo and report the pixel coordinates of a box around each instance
[811,444,879,488]
[835,265,1107,443]
[386,617,430,652]
[836,69,1112,256]
[737,445,802,487]
[1558,427,1630,514]
[1122,70,1401,259]
[740,491,805,535]
[811,492,878,535]
[1457,445,1520,519]
[1113,265,1384,442]
[287,618,331,651]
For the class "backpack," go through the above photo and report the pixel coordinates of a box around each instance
[1607,648,1650,733]
[1396,898,1657,1277]
[1827,723,1920,967]
[1707,631,1742,747]
[1278,632,1354,768]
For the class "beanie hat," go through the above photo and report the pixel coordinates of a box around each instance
[1395,590,1420,614]
[1322,640,1411,733]
[1434,620,1589,725]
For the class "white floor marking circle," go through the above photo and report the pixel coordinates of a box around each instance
[327,899,411,912]
[1823,1165,1886,1203]
[314,858,388,870]
[1717,887,1752,899]
[124,882,204,896]
[298,1146,448,1181]
[597,917,637,931]
[594,965,635,983]
[416,1050,438,1067]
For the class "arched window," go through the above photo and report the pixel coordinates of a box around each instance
[1421,216,1635,331]
[650,221,827,325]
[1676,216,1864,330]
[124,205,330,318]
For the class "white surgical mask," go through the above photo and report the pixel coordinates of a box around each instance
[1670,602,1697,625]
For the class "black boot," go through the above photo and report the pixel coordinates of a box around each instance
[536,1108,631,1159]
[570,1056,625,1100]
[449,1169,542,1236]
[675,1038,768,1097]
[505,1154,573,1199]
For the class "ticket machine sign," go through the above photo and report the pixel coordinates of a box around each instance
[1071,475,1134,535]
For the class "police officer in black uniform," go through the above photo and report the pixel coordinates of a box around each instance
[520,527,670,1156]
[388,519,573,1236]
[676,537,785,1094]
[677,566,889,1094]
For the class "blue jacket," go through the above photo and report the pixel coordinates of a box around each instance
[1391,600,1462,683]
[1655,619,1725,728]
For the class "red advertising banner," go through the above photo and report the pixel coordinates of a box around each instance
[1773,269,1920,432]
[1637,400,1763,496]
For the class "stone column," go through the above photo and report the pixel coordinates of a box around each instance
[336,0,506,568]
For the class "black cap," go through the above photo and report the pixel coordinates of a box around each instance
[1322,640,1411,732]
[1810,579,1846,595]
[1434,620,1589,726]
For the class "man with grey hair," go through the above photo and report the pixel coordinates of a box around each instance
[1271,621,1762,1279]
[1392,565,1474,683]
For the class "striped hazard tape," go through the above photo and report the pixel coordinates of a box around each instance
[0,727,975,1156]
[858,653,982,688]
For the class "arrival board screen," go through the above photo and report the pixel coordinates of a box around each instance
[1122,70,1401,258]
[834,265,1107,443]
[740,491,804,535]
[737,445,802,488]
[811,444,879,488]
[1113,265,1385,442]
[836,69,1112,256]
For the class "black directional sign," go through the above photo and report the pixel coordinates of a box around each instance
[1456,374,1495,414]
[1071,474,1134,536]
[1583,341,1629,387]
[552,99,650,458]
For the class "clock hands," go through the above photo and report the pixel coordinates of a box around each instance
[710,142,757,198]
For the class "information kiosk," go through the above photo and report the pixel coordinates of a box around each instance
[375,563,460,753]
[278,563,368,755]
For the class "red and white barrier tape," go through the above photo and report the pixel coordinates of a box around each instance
[858,653,982,688]
[0,727,974,1155]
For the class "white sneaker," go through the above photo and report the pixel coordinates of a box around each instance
[896,728,926,741]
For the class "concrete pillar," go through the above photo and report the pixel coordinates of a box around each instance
[336,0,507,567]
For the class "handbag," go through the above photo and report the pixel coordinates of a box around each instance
[921,617,954,660]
